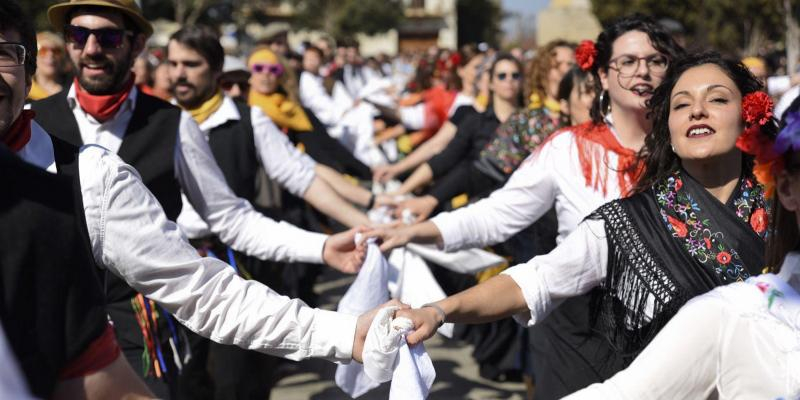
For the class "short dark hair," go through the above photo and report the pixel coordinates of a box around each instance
[304,45,323,59]
[635,51,775,193]
[0,0,37,79]
[168,26,224,74]
[589,13,685,123]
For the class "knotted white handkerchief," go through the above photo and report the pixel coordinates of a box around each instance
[362,307,435,400]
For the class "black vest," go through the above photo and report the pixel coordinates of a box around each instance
[206,101,259,202]
[0,145,108,398]
[31,90,183,220]
[32,91,182,304]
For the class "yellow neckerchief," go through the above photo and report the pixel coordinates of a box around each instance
[188,91,224,124]
[528,93,561,113]
[248,91,312,132]
[247,47,313,132]
[475,93,489,110]
[28,79,51,101]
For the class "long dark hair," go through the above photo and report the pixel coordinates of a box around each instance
[634,51,779,193]
[557,65,593,125]
[589,13,684,124]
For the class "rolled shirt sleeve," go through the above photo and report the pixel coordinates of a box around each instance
[501,218,608,326]
[78,145,356,362]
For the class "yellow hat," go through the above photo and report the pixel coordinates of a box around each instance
[248,47,279,67]
[741,56,766,70]
[48,0,153,38]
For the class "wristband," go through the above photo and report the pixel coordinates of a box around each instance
[421,303,446,327]
[366,193,376,209]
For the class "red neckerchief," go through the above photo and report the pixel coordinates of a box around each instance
[74,76,135,123]
[570,121,642,197]
[2,110,36,152]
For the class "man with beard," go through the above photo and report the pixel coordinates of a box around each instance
[166,25,384,399]
[30,0,372,397]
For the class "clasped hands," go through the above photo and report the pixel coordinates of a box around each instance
[351,301,445,362]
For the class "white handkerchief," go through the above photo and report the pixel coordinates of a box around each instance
[362,307,435,400]
[336,238,390,398]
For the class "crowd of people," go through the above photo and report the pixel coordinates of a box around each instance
[1,0,799,399]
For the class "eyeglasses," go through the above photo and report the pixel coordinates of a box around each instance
[37,46,63,58]
[496,72,521,81]
[608,54,669,77]
[250,63,284,76]
[0,42,26,67]
[221,80,249,91]
[64,25,133,49]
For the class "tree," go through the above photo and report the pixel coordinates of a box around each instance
[456,0,503,47]
[590,0,797,57]
[290,0,403,37]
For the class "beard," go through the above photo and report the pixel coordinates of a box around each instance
[76,49,134,95]
[171,78,213,110]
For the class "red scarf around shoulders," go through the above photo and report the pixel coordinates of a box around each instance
[74,76,135,123]
[2,110,36,152]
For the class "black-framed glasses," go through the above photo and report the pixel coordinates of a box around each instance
[0,42,26,67]
[64,25,133,49]
[496,72,521,81]
[608,54,669,77]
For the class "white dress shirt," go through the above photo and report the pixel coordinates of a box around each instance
[65,84,326,263]
[74,144,356,362]
[299,71,352,127]
[176,96,317,239]
[431,121,625,251]
[565,253,800,399]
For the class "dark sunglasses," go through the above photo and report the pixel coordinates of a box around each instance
[251,63,284,76]
[496,72,521,81]
[221,81,249,91]
[64,25,133,49]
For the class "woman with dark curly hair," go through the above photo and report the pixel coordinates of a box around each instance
[391,51,775,398]
[567,77,800,400]
[366,14,684,398]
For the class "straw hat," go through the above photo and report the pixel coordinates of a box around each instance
[48,0,153,37]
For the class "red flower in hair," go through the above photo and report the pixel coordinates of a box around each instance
[575,40,597,71]
[741,91,773,126]
[749,208,768,234]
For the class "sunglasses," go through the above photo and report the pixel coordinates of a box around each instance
[496,72,521,81]
[64,25,133,49]
[221,80,249,91]
[37,46,63,58]
[251,63,284,76]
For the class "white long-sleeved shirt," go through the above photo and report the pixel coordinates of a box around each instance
[431,121,625,251]
[299,71,351,127]
[176,96,317,239]
[68,144,356,362]
[565,253,800,400]
[64,84,326,263]
[501,219,609,325]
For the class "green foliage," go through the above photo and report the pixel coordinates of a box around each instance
[457,0,503,47]
[590,0,797,56]
[291,0,403,37]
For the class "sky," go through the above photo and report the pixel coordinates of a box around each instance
[501,0,550,36]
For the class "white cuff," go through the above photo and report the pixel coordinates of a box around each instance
[312,309,358,362]
[501,263,550,327]
[430,212,463,252]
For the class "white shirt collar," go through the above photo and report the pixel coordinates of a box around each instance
[66,81,139,122]
[198,95,241,132]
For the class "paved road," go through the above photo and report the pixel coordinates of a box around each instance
[271,271,527,399]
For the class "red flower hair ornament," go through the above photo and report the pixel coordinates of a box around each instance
[736,91,781,197]
[575,40,597,71]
